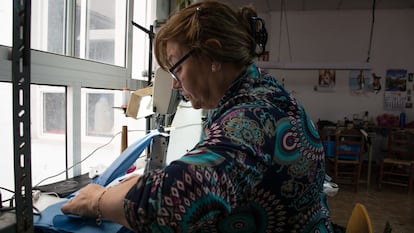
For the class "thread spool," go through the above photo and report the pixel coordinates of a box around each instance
[121,88,130,109]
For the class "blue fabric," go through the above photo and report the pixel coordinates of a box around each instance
[34,200,127,233]
[34,130,160,232]
[93,129,161,186]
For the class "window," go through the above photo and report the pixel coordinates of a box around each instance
[43,92,66,134]
[86,92,114,136]
[80,88,149,175]
[0,0,156,195]
[131,0,152,81]
[0,82,14,200]
[0,84,68,199]
[1,0,150,78]
[0,0,12,46]
[31,85,67,186]
[30,0,127,66]
[31,0,66,54]
[75,0,127,66]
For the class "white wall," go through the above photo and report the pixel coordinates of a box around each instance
[261,9,414,123]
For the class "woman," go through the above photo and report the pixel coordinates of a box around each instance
[62,1,333,232]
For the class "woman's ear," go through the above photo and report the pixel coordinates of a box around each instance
[204,39,222,73]
[204,38,222,50]
[204,39,222,72]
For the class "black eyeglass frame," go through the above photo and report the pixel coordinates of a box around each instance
[168,49,195,82]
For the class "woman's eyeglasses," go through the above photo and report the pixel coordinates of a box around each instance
[168,49,195,82]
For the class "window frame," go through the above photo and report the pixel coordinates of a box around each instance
[0,0,155,178]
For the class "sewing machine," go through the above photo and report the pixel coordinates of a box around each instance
[29,68,204,232]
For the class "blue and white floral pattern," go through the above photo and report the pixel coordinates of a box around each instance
[124,64,333,233]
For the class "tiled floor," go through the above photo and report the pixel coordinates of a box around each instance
[327,179,414,233]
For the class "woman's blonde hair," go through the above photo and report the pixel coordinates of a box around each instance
[154,0,265,71]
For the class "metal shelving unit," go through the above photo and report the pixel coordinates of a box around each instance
[12,0,33,232]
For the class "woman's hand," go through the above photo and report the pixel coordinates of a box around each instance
[60,174,140,229]
[61,183,105,218]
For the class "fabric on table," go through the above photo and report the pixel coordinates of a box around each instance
[33,200,129,233]
[34,130,160,232]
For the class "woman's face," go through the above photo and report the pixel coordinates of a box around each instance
[166,41,212,109]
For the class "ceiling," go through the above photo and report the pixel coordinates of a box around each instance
[222,0,414,13]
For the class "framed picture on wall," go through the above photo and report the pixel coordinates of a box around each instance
[317,69,336,91]
[349,70,371,93]
[385,69,407,91]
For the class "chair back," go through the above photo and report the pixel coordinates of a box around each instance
[378,129,414,192]
[335,129,365,161]
[346,203,373,233]
[387,129,414,161]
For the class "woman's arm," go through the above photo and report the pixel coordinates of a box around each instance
[61,174,140,230]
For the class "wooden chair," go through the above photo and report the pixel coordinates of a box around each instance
[326,129,365,192]
[346,203,373,233]
[377,129,414,193]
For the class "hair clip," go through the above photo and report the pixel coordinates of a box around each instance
[250,17,268,56]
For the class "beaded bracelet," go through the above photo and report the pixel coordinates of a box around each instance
[96,187,110,225]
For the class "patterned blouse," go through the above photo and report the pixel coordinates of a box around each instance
[123,64,333,233]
